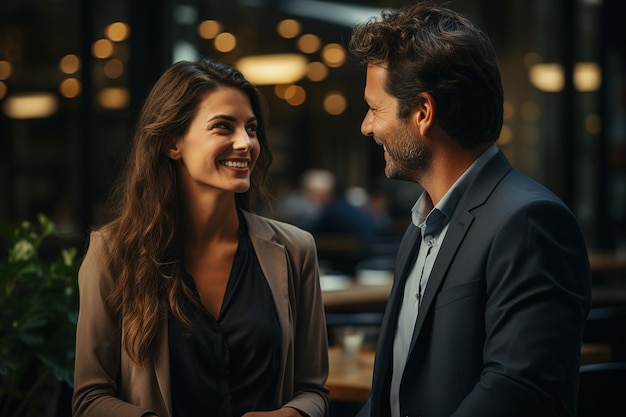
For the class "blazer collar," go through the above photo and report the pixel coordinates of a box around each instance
[240,211,290,335]
[152,210,289,417]
[241,211,292,400]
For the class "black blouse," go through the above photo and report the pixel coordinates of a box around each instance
[169,215,281,417]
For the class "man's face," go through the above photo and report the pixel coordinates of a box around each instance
[360,65,431,182]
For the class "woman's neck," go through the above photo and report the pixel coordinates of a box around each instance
[182,191,240,248]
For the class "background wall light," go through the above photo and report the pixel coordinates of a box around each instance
[0,60,13,79]
[236,54,308,85]
[528,63,564,92]
[322,43,346,68]
[323,91,346,115]
[97,87,130,109]
[574,62,601,92]
[106,22,130,42]
[529,61,602,92]
[198,19,222,39]
[2,92,59,119]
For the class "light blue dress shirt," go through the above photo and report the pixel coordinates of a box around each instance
[390,144,499,417]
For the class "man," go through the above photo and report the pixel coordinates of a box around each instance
[349,2,591,417]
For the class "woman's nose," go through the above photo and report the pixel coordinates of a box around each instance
[234,128,254,150]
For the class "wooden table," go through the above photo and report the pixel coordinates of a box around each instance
[322,281,626,312]
[327,346,375,403]
[591,287,626,306]
[580,343,613,364]
[326,344,613,403]
[588,251,626,275]
[322,282,392,313]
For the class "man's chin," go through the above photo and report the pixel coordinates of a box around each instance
[385,166,414,182]
[385,166,399,180]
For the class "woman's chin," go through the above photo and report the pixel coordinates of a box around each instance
[233,183,251,194]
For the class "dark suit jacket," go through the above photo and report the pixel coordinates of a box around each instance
[358,150,591,417]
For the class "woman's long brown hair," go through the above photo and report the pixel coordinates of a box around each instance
[100,59,272,365]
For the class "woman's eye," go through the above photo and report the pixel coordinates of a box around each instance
[213,123,230,130]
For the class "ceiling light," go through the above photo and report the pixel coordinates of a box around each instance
[2,92,59,119]
[277,19,301,39]
[323,91,347,115]
[214,32,237,53]
[322,43,346,67]
[60,78,81,98]
[284,85,306,106]
[307,62,328,82]
[92,39,114,59]
[60,54,80,74]
[106,22,131,42]
[297,34,321,54]
[236,54,308,85]
[198,20,222,39]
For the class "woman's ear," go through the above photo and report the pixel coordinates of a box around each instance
[411,92,436,137]
[165,141,182,160]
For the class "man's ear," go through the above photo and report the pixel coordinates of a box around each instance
[411,92,436,137]
[165,141,182,160]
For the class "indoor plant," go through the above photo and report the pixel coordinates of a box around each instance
[0,214,80,417]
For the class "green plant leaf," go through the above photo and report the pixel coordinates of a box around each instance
[0,213,80,415]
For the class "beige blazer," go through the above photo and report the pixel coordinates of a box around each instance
[72,211,329,417]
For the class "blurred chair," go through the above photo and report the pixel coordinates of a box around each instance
[583,305,626,361]
[355,256,395,286]
[577,362,626,417]
[315,234,367,276]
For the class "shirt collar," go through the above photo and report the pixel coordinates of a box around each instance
[411,143,499,227]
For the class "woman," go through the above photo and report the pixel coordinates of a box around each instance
[72,58,329,417]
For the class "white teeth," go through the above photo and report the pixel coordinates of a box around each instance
[222,160,249,168]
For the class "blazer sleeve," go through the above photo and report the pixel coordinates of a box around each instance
[282,230,330,417]
[453,198,591,416]
[72,231,158,417]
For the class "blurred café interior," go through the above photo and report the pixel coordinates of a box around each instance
[1,0,625,413]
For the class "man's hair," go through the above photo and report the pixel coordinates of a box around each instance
[349,1,504,148]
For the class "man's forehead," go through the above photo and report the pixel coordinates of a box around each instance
[364,65,392,103]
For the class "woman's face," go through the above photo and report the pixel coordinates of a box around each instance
[168,86,261,197]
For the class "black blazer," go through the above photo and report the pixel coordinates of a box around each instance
[358,150,591,417]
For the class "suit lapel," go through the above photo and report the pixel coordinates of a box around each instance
[407,150,512,352]
[408,210,474,350]
[371,223,421,405]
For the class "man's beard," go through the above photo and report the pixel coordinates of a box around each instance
[382,121,432,182]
